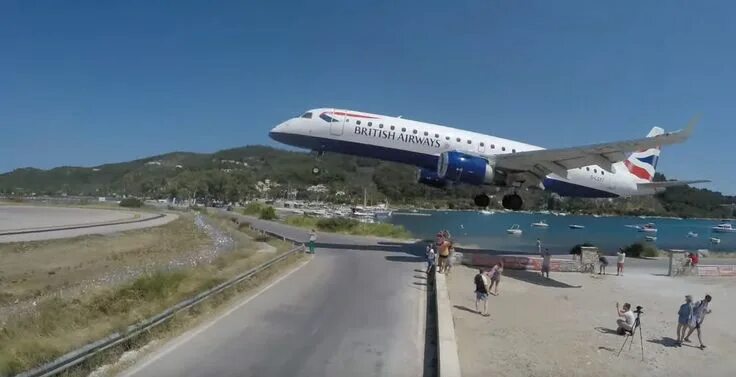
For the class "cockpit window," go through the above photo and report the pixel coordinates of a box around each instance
[301,112,313,119]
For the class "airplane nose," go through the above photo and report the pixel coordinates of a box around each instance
[269,120,290,142]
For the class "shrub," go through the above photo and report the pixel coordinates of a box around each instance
[258,206,277,220]
[570,242,594,256]
[316,217,359,232]
[242,202,266,215]
[119,198,143,208]
[623,242,659,258]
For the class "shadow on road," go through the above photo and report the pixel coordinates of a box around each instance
[504,270,582,288]
[647,337,680,348]
[453,305,479,315]
[595,327,620,335]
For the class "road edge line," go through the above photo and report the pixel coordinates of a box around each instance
[435,271,462,377]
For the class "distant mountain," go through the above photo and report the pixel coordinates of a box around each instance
[1,146,734,218]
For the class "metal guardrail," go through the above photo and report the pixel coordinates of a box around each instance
[16,234,305,377]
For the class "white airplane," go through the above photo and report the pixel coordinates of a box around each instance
[269,108,708,210]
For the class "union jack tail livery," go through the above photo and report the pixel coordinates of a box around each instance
[624,127,663,182]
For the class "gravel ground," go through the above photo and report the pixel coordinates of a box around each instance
[446,265,736,377]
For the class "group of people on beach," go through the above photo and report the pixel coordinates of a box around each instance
[676,294,713,349]
[425,230,454,274]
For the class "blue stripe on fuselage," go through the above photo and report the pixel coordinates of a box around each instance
[269,132,438,169]
[542,178,619,198]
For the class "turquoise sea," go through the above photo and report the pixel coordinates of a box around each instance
[386,211,736,254]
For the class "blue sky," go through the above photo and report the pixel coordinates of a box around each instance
[1,1,735,193]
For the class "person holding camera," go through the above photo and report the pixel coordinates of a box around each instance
[616,302,635,334]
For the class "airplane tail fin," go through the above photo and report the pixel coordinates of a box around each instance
[624,127,663,182]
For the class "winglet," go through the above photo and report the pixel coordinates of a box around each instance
[678,115,700,139]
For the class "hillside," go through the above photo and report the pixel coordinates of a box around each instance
[1,146,734,218]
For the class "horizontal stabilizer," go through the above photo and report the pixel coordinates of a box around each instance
[637,180,710,190]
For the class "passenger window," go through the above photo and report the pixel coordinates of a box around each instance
[357,120,361,125]
[445,136,450,140]
[502,147,506,151]
[480,142,485,147]
[512,149,516,153]
[602,171,605,175]
[435,134,439,138]
[401,127,406,132]
[456,137,461,142]
[594,169,598,173]
[413,129,417,134]
[301,112,313,119]
[379,124,384,128]
[586,167,590,171]
[390,125,395,130]
[491,144,495,149]
[467,140,472,144]
[368,122,372,127]
[424,131,429,136]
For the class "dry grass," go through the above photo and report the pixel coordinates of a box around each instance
[0,212,303,376]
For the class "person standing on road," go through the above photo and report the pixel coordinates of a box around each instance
[676,295,694,346]
[438,239,450,273]
[684,294,713,349]
[489,262,503,295]
[474,268,490,316]
[426,246,437,274]
[598,251,609,275]
[308,229,317,254]
[541,248,551,278]
[445,244,455,275]
[616,249,626,276]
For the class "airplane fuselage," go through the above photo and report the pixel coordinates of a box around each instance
[270,108,657,199]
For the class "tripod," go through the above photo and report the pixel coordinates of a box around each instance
[617,314,644,361]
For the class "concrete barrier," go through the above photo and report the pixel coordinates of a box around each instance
[463,253,580,272]
[696,264,736,277]
[434,271,462,377]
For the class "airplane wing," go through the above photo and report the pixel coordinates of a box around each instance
[637,180,710,189]
[492,119,697,180]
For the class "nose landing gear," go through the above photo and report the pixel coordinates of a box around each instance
[312,150,324,175]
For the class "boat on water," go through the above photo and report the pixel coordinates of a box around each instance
[506,224,522,235]
[637,223,658,233]
[480,209,494,215]
[531,220,549,228]
[645,235,657,242]
[569,224,585,229]
[711,223,736,233]
[687,231,699,238]
[710,237,721,244]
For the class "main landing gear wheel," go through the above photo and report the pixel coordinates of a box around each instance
[502,194,523,211]
[312,166,321,175]
[474,194,491,207]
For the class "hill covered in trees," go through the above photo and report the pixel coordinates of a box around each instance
[1,146,734,218]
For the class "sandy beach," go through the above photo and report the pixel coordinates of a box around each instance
[447,264,736,377]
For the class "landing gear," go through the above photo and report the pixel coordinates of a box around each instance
[474,194,491,207]
[312,150,324,175]
[502,194,523,211]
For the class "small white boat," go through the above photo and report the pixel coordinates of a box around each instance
[687,231,699,238]
[531,220,549,228]
[506,224,522,235]
[480,209,494,215]
[637,223,658,233]
[710,237,721,244]
[711,223,736,233]
[645,235,657,242]
[569,224,585,229]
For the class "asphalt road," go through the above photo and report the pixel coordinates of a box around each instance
[0,205,176,242]
[121,214,430,377]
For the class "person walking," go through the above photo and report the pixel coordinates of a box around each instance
[616,248,626,276]
[445,244,455,275]
[438,239,450,273]
[536,238,542,254]
[308,229,317,254]
[684,294,713,349]
[541,248,551,278]
[474,268,490,316]
[489,262,503,295]
[676,295,694,346]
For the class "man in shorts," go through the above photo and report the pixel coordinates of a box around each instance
[676,295,694,346]
[474,268,490,316]
[541,248,551,278]
[616,248,626,276]
[684,294,712,349]
[616,302,635,334]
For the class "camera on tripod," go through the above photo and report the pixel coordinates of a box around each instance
[634,305,644,314]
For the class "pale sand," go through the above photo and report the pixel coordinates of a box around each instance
[447,265,736,377]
